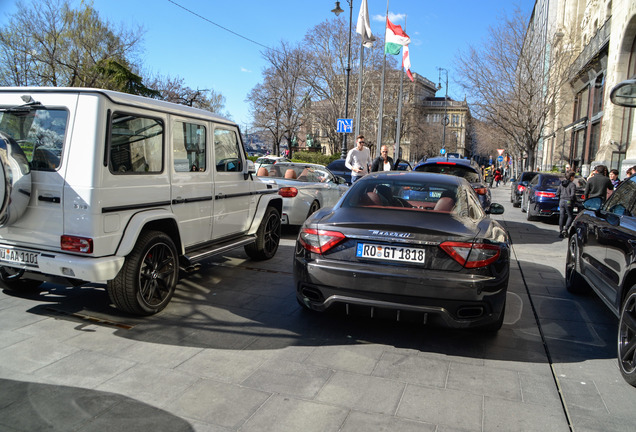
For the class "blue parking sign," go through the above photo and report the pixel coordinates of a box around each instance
[337,119,353,133]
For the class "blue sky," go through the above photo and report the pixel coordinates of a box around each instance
[0,0,535,128]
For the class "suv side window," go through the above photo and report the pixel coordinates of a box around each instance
[607,180,636,216]
[109,113,163,174]
[173,121,206,172]
[214,128,242,172]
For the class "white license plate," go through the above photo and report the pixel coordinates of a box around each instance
[356,243,425,263]
[0,247,39,268]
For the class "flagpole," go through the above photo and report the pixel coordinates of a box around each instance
[394,16,406,163]
[376,0,390,156]
[354,39,364,138]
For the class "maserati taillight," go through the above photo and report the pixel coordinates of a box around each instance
[298,228,345,254]
[439,241,501,268]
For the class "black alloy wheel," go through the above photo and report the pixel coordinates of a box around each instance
[565,235,587,294]
[618,285,636,387]
[618,286,636,387]
[245,206,281,260]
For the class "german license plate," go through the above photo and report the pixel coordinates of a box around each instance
[0,247,39,268]
[356,243,425,263]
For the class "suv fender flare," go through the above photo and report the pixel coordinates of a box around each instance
[116,209,182,257]
[248,195,282,235]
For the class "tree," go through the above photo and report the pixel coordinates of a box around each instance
[455,8,575,170]
[248,41,309,156]
[0,0,145,92]
[147,74,228,116]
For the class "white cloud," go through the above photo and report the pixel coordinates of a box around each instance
[241,67,252,73]
[372,12,406,23]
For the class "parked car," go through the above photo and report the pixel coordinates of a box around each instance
[565,177,636,386]
[257,162,348,226]
[510,171,538,207]
[413,156,492,211]
[521,173,586,221]
[0,87,282,315]
[294,171,510,331]
[326,158,352,185]
[255,155,290,170]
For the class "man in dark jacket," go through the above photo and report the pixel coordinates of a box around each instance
[371,145,396,172]
[557,171,577,238]
[584,164,614,201]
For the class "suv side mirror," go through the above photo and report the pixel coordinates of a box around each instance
[246,159,256,180]
[610,79,636,107]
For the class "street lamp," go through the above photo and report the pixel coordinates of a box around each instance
[331,1,353,159]
[437,68,449,152]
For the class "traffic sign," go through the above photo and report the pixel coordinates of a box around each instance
[440,148,446,155]
[337,119,353,133]
[497,155,504,163]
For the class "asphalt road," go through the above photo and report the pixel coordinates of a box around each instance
[0,184,634,431]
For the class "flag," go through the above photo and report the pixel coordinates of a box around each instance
[356,0,375,48]
[385,18,410,55]
[402,45,414,82]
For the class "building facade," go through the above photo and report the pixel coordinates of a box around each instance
[537,0,636,178]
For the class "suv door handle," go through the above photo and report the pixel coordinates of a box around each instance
[38,195,60,203]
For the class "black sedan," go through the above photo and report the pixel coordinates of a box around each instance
[522,173,586,221]
[293,172,510,331]
[510,171,538,207]
[566,177,636,387]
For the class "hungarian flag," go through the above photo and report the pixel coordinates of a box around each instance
[385,18,410,55]
[402,45,414,82]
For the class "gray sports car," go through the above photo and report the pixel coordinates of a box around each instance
[294,171,510,331]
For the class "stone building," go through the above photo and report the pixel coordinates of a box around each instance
[535,0,636,177]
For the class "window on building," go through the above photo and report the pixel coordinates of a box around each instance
[592,75,604,116]
[589,122,600,160]
[620,33,636,153]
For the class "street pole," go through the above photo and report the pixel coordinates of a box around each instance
[438,68,449,152]
[332,1,353,159]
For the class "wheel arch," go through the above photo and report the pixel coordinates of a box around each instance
[116,210,183,257]
[248,195,282,235]
[620,270,636,309]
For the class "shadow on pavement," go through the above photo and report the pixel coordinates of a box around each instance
[499,220,563,246]
[7,240,618,369]
[0,379,193,431]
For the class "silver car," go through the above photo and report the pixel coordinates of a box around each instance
[257,162,348,225]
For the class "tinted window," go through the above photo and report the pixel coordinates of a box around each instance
[416,163,480,183]
[0,108,67,171]
[109,113,163,174]
[542,176,561,188]
[607,180,636,216]
[173,121,206,172]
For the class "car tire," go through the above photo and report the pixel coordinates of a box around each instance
[245,206,281,261]
[0,267,42,291]
[107,230,178,316]
[565,235,588,294]
[526,200,536,221]
[521,195,526,212]
[307,201,320,219]
[618,285,636,387]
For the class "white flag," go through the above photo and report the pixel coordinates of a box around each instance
[402,45,414,82]
[356,0,375,48]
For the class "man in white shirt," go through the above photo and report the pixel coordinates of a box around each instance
[345,135,372,183]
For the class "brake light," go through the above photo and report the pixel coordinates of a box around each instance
[279,187,298,197]
[473,187,487,195]
[439,241,501,268]
[517,185,526,192]
[61,235,93,253]
[298,228,345,254]
[535,191,556,198]
[436,162,456,165]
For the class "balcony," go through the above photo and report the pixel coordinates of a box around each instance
[570,16,611,79]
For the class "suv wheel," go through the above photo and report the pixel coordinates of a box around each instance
[107,230,178,316]
[618,285,636,387]
[565,236,588,294]
[245,206,281,260]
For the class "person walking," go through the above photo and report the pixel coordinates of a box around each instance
[583,164,614,202]
[556,171,577,238]
[371,145,395,172]
[345,135,372,183]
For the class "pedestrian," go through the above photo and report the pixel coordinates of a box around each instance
[494,167,502,187]
[609,169,621,189]
[556,171,577,238]
[371,145,395,172]
[345,135,372,183]
[627,166,636,178]
[583,164,614,202]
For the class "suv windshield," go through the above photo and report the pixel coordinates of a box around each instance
[416,163,481,183]
[0,107,67,171]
